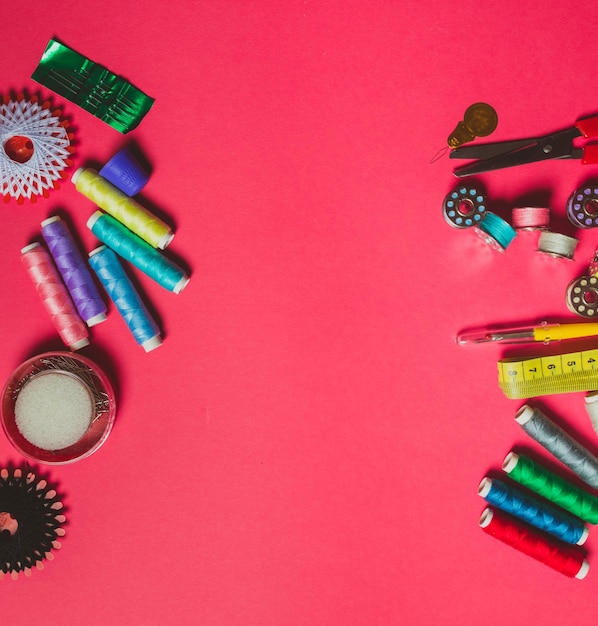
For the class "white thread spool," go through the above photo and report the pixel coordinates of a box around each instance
[537,231,578,260]
[585,393,598,436]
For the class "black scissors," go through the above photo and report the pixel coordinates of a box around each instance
[450,115,598,177]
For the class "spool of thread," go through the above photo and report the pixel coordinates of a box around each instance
[588,248,598,276]
[515,405,598,489]
[87,211,189,294]
[72,168,173,250]
[21,243,89,350]
[566,275,598,318]
[442,186,487,228]
[537,231,578,260]
[478,477,588,545]
[511,206,550,231]
[88,246,162,352]
[479,507,589,579]
[504,452,598,524]
[584,392,598,436]
[41,216,106,326]
[99,146,150,196]
[474,212,516,251]
[566,185,598,228]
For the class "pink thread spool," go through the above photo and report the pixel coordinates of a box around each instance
[511,207,550,231]
[21,243,89,350]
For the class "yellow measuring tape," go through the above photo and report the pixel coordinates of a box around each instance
[498,348,598,398]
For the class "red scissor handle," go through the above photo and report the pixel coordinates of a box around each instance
[576,115,598,138]
[576,115,598,164]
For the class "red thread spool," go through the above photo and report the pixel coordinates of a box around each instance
[480,507,589,579]
[21,243,89,351]
[511,206,550,230]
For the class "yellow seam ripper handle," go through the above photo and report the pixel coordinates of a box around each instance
[532,323,598,342]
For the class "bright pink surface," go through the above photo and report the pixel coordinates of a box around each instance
[2,1,598,624]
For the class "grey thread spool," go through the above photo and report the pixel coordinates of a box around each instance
[537,231,578,260]
[515,405,598,489]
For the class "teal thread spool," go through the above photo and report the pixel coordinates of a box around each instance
[89,246,162,352]
[503,452,598,524]
[474,212,517,251]
[87,212,189,294]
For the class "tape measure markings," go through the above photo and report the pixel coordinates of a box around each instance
[498,349,598,398]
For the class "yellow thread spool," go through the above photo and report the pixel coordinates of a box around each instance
[72,168,174,250]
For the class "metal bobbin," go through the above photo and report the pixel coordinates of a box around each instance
[442,186,486,228]
[537,231,578,260]
[566,275,598,317]
[512,206,550,231]
[474,212,516,252]
[567,185,598,228]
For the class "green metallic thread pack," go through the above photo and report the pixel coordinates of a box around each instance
[32,39,154,133]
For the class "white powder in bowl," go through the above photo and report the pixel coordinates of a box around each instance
[14,371,93,450]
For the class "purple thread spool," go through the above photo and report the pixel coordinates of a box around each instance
[99,146,150,196]
[41,216,107,326]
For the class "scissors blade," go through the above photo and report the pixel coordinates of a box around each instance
[450,138,534,160]
[453,127,583,177]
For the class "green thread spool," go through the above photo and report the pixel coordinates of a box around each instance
[73,168,173,250]
[87,212,189,294]
[503,452,598,524]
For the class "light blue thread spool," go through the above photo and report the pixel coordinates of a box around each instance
[516,405,598,489]
[87,212,189,294]
[479,477,588,545]
[474,211,516,251]
[89,246,162,352]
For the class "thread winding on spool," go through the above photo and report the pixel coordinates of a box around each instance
[511,206,550,230]
[479,507,589,579]
[566,185,598,228]
[474,212,517,251]
[0,94,74,203]
[515,405,598,489]
[41,216,106,326]
[537,231,578,260]
[99,146,150,196]
[442,186,487,228]
[584,393,598,437]
[478,476,588,545]
[89,246,162,352]
[87,212,189,294]
[21,243,89,350]
[566,275,598,318]
[504,452,598,524]
[0,466,66,579]
[72,168,173,250]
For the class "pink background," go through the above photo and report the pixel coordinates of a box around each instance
[2,1,598,624]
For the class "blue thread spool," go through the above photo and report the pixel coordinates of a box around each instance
[478,477,588,545]
[442,187,487,228]
[41,216,107,326]
[475,211,516,251]
[99,146,150,196]
[87,211,189,294]
[88,246,161,352]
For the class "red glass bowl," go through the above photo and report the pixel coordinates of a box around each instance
[1,351,116,464]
